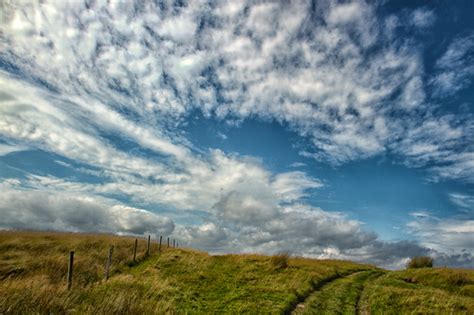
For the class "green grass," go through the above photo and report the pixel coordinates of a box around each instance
[77,249,370,313]
[1,231,473,314]
[294,269,385,314]
[0,231,371,314]
[360,268,474,314]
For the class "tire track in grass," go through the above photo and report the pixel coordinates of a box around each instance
[355,270,385,315]
[291,270,384,315]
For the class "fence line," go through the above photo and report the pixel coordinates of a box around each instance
[147,235,151,256]
[133,238,138,262]
[67,251,74,290]
[104,246,114,280]
[65,235,179,289]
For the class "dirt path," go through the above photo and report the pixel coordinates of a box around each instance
[290,270,384,315]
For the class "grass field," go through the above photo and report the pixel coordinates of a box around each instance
[0,231,472,314]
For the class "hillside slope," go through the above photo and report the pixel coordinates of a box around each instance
[1,231,472,314]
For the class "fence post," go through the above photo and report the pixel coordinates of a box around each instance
[105,246,114,280]
[173,239,175,248]
[133,239,138,262]
[167,237,170,248]
[147,235,151,256]
[67,251,74,290]
[159,235,162,252]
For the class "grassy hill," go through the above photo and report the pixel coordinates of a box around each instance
[1,231,473,314]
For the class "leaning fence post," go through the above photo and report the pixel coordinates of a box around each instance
[167,237,170,248]
[147,235,151,256]
[67,251,74,290]
[133,239,138,262]
[159,235,162,252]
[105,246,114,280]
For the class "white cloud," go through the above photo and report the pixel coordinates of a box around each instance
[431,33,474,97]
[407,212,474,254]
[0,185,174,236]
[449,193,474,212]
[272,172,323,202]
[327,2,365,25]
[3,0,466,177]
[290,162,306,168]
[410,8,436,28]
[395,116,474,183]
[0,0,472,267]
[0,143,25,156]
[217,131,227,140]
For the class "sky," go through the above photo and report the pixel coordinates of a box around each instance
[0,0,473,269]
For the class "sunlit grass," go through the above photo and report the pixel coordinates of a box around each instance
[361,268,474,314]
[2,231,472,314]
[294,269,385,314]
[0,230,371,314]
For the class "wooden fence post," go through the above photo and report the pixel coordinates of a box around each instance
[105,246,114,280]
[167,237,170,248]
[133,238,138,262]
[173,239,175,248]
[67,251,74,290]
[147,235,151,256]
[159,235,162,252]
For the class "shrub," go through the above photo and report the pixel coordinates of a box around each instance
[271,252,290,269]
[407,256,433,269]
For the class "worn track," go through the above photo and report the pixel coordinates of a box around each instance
[289,270,384,314]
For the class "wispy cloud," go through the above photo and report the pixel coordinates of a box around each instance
[407,212,474,257]
[449,193,474,212]
[431,33,474,98]
[0,143,25,156]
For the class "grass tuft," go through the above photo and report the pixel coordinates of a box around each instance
[407,256,433,269]
[271,252,290,269]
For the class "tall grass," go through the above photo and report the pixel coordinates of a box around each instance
[361,268,474,313]
[0,230,161,314]
[407,256,433,269]
[0,230,154,286]
[271,251,290,269]
[0,231,372,314]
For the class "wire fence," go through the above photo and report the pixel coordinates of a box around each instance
[66,235,179,290]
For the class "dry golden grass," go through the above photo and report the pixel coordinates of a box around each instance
[0,230,157,286]
[270,251,290,269]
[0,230,167,314]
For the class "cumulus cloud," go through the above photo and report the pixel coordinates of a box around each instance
[0,185,174,236]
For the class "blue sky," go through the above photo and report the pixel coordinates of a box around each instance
[0,0,473,268]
